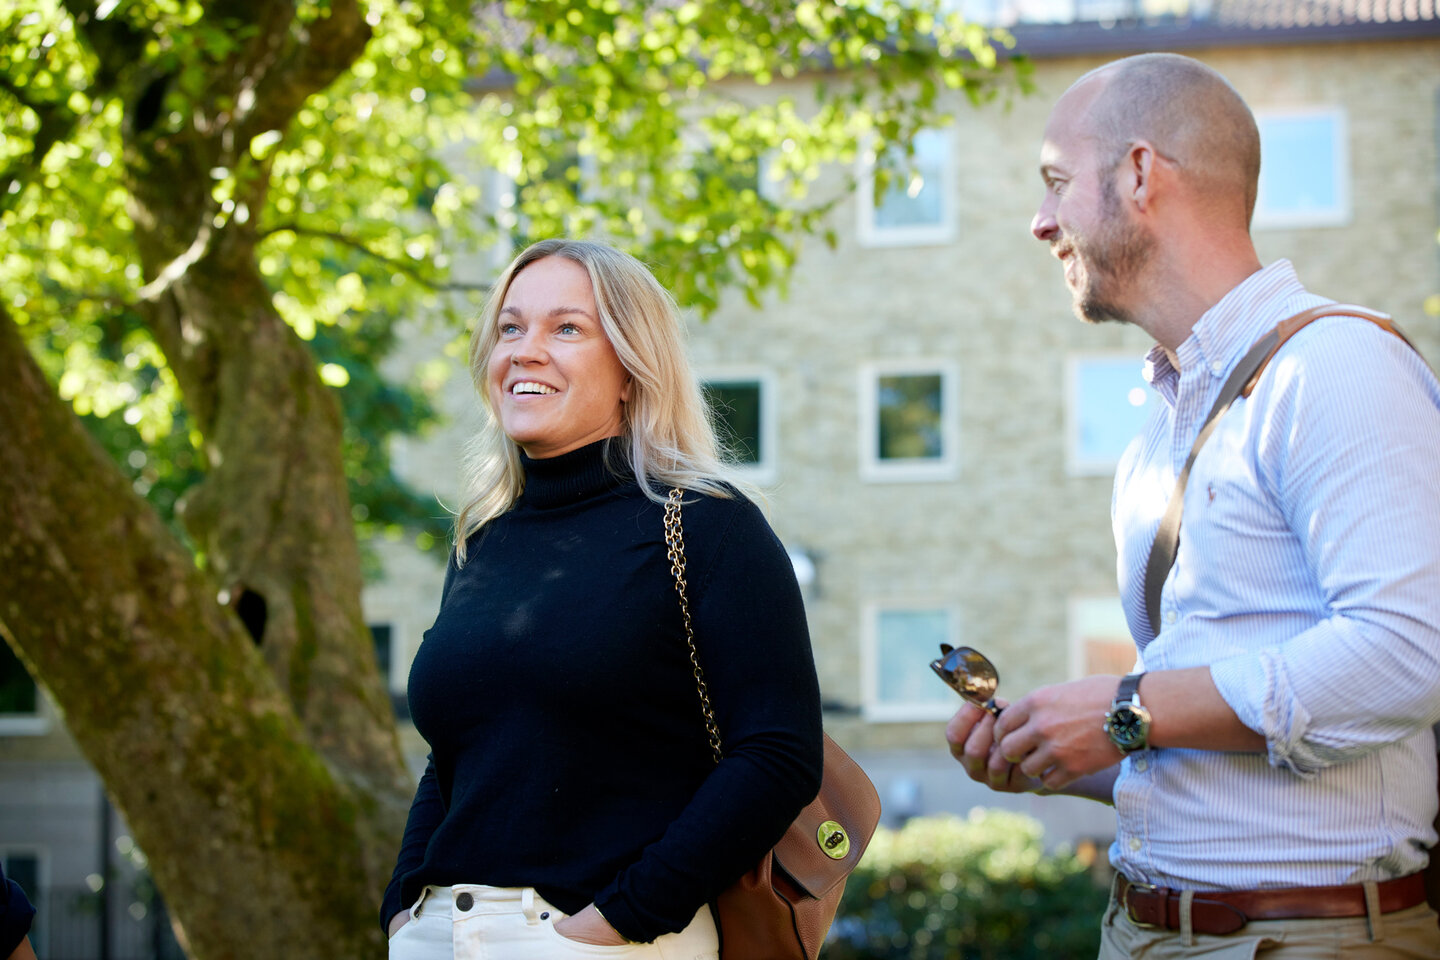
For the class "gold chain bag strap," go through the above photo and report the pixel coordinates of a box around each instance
[664,488,881,960]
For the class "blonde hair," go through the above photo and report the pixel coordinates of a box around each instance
[454,239,747,560]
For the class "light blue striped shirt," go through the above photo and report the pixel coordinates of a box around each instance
[1110,259,1440,890]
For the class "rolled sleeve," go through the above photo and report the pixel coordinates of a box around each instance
[1212,322,1440,773]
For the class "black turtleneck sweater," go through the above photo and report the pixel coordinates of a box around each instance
[380,440,824,941]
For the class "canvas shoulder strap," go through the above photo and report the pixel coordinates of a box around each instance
[1141,304,1420,637]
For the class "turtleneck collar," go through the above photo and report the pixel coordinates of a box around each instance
[518,437,634,509]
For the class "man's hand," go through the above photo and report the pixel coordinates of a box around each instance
[946,699,1042,793]
[553,903,628,945]
[990,675,1125,791]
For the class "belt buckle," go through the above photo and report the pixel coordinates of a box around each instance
[1121,879,1161,929]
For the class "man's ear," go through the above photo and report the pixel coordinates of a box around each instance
[1124,140,1159,212]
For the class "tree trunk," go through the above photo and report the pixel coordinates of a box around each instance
[0,306,396,958]
[0,3,414,956]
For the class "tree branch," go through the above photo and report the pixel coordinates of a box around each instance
[260,223,492,293]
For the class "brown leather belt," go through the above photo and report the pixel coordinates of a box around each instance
[1116,873,1429,936]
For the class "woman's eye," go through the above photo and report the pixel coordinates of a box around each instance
[558,323,580,335]
[499,322,520,335]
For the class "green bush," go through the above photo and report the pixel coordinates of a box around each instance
[823,810,1110,960]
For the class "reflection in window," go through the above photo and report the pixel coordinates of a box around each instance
[865,607,957,722]
[861,364,957,482]
[1253,109,1349,229]
[704,380,763,465]
[1069,597,1136,679]
[878,374,943,460]
[858,128,956,247]
[1067,355,1154,476]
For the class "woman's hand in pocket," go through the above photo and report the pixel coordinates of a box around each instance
[387,908,411,940]
[553,904,628,945]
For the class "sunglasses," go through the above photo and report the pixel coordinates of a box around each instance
[928,644,1003,716]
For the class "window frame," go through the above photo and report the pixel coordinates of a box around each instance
[1064,352,1155,478]
[1251,106,1351,231]
[856,127,959,248]
[858,361,960,483]
[861,603,962,723]
[701,367,778,486]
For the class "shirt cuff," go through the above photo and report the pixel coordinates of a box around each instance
[1209,653,1319,778]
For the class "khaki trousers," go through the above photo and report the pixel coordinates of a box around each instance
[1097,878,1440,959]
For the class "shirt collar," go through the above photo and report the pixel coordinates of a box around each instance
[1176,259,1306,380]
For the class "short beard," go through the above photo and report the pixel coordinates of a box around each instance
[1074,177,1153,326]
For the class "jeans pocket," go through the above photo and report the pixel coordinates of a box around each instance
[539,916,652,957]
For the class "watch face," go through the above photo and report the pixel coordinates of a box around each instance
[1106,705,1150,750]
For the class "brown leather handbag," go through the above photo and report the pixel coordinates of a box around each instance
[664,489,882,959]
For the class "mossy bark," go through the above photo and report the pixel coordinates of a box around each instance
[0,306,405,957]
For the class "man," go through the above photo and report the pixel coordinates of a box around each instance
[948,52,1440,957]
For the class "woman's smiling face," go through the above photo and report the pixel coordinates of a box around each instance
[487,256,632,459]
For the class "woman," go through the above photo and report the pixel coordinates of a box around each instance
[382,238,825,958]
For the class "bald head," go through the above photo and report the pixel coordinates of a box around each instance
[1066,53,1260,226]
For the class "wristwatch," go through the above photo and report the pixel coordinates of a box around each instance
[1102,673,1151,754]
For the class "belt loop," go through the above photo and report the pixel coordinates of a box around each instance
[522,887,540,925]
[1363,880,1384,942]
[1179,889,1195,946]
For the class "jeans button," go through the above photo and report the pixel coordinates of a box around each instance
[456,892,474,912]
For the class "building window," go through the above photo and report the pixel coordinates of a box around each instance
[369,623,409,720]
[0,642,45,735]
[862,606,960,722]
[857,128,957,247]
[1253,108,1350,230]
[1066,354,1154,476]
[1068,596,1137,680]
[370,624,393,683]
[859,363,959,482]
[702,371,776,483]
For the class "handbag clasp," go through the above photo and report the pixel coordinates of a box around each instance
[817,821,849,860]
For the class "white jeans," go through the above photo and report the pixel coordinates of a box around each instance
[388,885,720,960]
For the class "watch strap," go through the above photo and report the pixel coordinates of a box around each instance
[1115,672,1143,707]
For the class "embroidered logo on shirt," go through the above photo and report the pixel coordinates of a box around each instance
[1207,482,1216,504]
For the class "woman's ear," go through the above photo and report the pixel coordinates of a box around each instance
[621,375,633,403]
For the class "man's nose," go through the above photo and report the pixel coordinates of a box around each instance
[1031,201,1058,242]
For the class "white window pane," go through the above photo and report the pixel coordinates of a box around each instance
[876,609,953,706]
[874,131,948,229]
[1261,116,1336,213]
[1070,356,1152,473]
[1254,109,1348,228]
